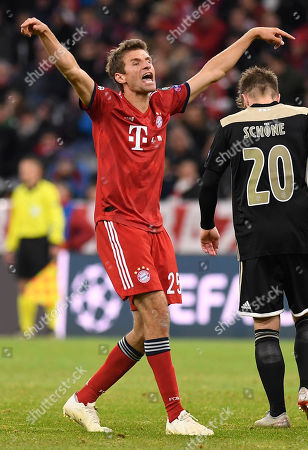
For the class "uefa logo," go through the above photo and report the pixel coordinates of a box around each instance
[137,269,151,284]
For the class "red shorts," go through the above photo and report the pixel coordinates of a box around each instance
[96,220,182,311]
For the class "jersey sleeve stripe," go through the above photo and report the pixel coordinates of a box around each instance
[181,82,191,113]
[78,81,96,111]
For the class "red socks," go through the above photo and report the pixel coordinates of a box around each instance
[76,337,142,405]
[145,338,184,423]
[76,335,183,424]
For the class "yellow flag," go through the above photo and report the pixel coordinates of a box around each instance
[23,261,58,308]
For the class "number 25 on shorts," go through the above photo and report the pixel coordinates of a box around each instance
[167,272,181,295]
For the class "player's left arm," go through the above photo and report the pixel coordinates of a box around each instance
[188,27,295,102]
[199,125,230,256]
[199,171,222,256]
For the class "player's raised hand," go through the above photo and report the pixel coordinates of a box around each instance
[251,27,295,50]
[20,17,49,37]
[200,227,220,256]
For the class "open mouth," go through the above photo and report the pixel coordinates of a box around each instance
[142,72,154,84]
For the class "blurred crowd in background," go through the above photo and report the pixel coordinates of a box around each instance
[0,0,308,202]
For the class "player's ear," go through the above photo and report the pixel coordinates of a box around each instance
[242,93,249,108]
[277,93,281,103]
[114,72,126,87]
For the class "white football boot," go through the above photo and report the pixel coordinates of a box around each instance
[254,411,290,428]
[298,387,308,419]
[63,394,112,433]
[166,410,214,436]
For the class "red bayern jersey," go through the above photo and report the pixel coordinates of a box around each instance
[80,82,190,232]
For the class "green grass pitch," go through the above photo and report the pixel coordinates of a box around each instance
[1,337,307,449]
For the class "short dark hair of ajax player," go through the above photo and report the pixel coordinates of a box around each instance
[236,66,279,109]
[106,39,149,92]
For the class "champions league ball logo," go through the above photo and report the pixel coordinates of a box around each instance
[69,264,123,333]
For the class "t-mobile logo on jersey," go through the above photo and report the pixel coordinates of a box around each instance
[128,125,148,151]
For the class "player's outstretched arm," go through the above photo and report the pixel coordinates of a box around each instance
[20,17,94,106]
[187,27,295,102]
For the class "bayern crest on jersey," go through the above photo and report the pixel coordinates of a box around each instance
[156,115,163,128]
[135,266,151,283]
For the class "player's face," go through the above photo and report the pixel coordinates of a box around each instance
[19,160,43,188]
[119,49,156,94]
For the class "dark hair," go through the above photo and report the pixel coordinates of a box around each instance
[236,66,279,108]
[106,39,149,92]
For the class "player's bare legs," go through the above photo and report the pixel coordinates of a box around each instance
[134,290,213,435]
[134,290,169,338]
[126,310,145,354]
[254,315,280,331]
[253,315,290,427]
[293,313,308,418]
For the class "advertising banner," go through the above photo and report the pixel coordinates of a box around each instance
[55,252,295,338]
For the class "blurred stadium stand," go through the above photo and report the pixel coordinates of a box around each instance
[1,0,308,208]
[0,0,307,335]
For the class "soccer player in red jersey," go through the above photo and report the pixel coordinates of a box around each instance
[21,17,294,435]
